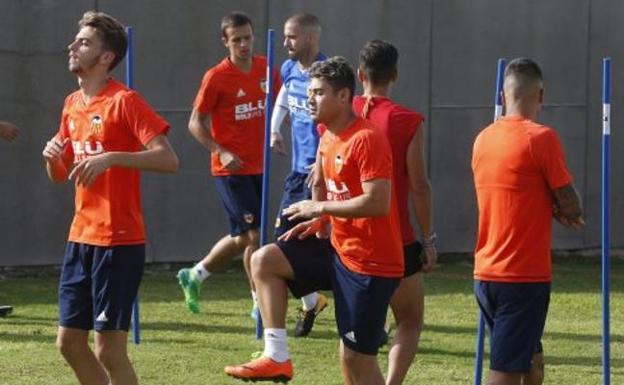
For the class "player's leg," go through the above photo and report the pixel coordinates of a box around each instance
[91,244,145,385]
[332,256,399,385]
[522,351,545,385]
[475,281,550,385]
[225,238,333,382]
[386,242,425,385]
[57,242,108,385]
[242,228,260,315]
[275,171,328,337]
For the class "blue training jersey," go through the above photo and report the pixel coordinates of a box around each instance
[280,53,327,173]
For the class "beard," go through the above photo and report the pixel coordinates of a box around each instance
[69,54,101,74]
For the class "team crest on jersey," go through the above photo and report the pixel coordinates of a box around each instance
[260,79,267,93]
[243,212,255,224]
[334,154,344,173]
[90,115,104,136]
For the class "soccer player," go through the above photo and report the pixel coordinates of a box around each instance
[353,40,436,385]
[472,57,584,385]
[270,12,328,337]
[177,12,280,315]
[225,57,403,385]
[0,120,19,318]
[42,11,178,385]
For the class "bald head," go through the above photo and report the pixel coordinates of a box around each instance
[503,57,543,102]
[286,12,321,36]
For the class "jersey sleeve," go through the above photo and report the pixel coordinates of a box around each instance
[193,69,219,114]
[352,129,393,182]
[533,128,573,189]
[122,91,170,146]
[392,107,424,142]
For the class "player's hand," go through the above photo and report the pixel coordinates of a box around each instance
[0,121,20,142]
[42,137,69,160]
[553,206,585,230]
[218,148,243,171]
[278,218,324,241]
[421,244,437,273]
[271,132,287,156]
[282,199,323,220]
[68,153,111,187]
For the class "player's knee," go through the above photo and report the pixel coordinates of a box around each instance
[56,335,82,360]
[94,343,126,371]
[246,229,260,247]
[250,246,275,279]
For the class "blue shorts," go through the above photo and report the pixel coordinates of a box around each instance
[274,171,311,237]
[59,242,145,331]
[403,241,424,277]
[332,257,400,355]
[474,280,550,372]
[214,174,262,236]
[277,236,333,298]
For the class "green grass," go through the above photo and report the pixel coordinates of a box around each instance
[0,257,622,384]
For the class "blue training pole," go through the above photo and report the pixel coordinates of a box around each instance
[601,57,611,385]
[256,29,275,340]
[473,57,506,385]
[125,26,141,345]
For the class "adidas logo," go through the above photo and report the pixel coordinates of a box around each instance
[344,331,357,343]
[95,311,108,322]
[236,88,246,97]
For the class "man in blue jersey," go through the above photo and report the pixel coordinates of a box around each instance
[270,12,328,338]
[224,13,329,383]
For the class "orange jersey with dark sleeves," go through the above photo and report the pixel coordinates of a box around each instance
[472,116,573,282]
[56,78,170,246]
[193,56,281,176]
[318,117,404,278]
[353,96,424,245]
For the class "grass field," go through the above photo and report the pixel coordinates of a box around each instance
[0,256,622,385]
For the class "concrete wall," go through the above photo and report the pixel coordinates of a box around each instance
[0,0,621,266]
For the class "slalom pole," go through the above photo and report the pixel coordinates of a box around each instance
[601,57,611,385]
[125,26,141,345]
[473,57,506,385]
[256,29,275,340]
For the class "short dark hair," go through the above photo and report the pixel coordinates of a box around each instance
[79,11,127,71]
[221,12,253,38]
[504,57,543,86]
[308,56,355,99]
[286,12,321,35]
[359,39,398,86]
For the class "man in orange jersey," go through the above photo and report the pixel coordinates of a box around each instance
[353,40,436,385]
[472,57,583,385]
[0,120,20,318]
[42,11,178,385]
[225,57,402,385]
[177,12,280,316]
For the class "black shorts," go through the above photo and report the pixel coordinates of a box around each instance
[403,241,424,277]
[214,174,262,236]
[274,171,312,238]
[277,236,333,298]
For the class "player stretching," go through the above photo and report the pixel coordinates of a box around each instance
[225,57,403,385]
[43,11,178,385]
[177,12,280,315]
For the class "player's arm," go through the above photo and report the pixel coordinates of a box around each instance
[0,121,19,142]
[552,184,584,230]
[406,127,437,271]
[188,108,242,170]
[284,177,391,219]
[69,135,179,186]
[270,85,289,155]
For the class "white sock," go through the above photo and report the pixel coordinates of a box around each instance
[192,263,210,282]
[263,328,289,362]
[301,292,319,311]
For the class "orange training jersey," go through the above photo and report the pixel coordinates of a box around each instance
[353,96,424,245]
[319,117,404,278]
[57,78,170,246]
[472,116,573,282]
[193,56,281,176]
